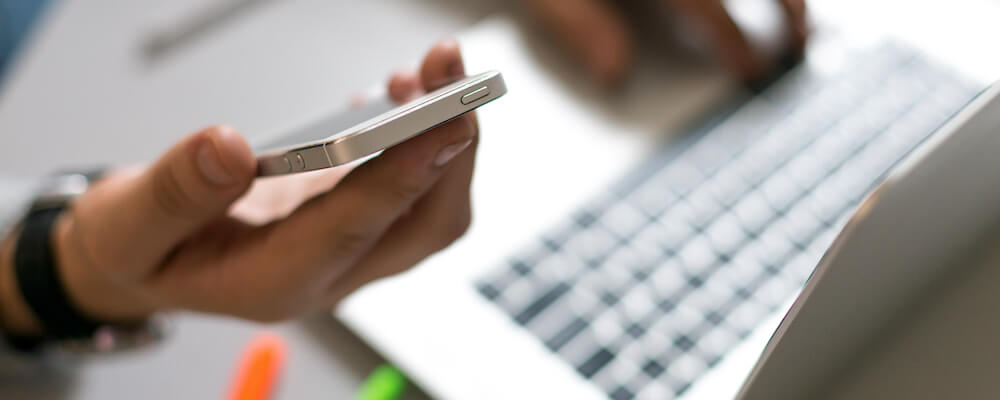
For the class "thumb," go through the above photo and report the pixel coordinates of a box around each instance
[74,126,256,274]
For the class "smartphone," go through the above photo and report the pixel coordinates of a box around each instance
[256,70,506,176]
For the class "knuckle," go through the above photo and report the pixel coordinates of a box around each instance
[73,211,123,270]
[330,228,374,258]
[388,176,428,205]
[150,165,201,220]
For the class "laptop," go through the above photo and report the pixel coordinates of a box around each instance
[337,0,1000,399]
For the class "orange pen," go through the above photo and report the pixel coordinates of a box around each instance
[226,332,287,400]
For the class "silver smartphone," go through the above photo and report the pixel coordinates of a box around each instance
[256,71,506,176]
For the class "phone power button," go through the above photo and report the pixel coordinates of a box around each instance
[460,86,490,105]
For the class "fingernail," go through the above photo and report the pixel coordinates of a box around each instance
[434,139,472,167]
[448,61,465,79]
[197,137,237,186]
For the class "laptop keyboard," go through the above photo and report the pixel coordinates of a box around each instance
[475,43,982,400]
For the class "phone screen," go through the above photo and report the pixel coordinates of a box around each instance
[255,96,397,152]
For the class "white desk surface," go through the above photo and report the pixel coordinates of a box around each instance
[3,1,1000,399]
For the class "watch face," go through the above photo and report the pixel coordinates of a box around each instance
[32,172,99,212]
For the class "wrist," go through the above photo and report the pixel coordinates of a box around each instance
[0,227,43,336]
[55,215,160,324]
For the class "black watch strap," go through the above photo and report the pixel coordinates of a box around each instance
[14,205,101,340]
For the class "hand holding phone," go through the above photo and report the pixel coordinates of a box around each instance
[0,40,488,332]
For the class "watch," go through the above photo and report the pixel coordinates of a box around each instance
[7,169,166,353]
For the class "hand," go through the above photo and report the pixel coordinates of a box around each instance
[0,40,477,334]
[525,0,809,84]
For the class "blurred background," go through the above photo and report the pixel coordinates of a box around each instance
[4,1,1000,400]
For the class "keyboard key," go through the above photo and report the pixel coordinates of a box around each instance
[603,246,648,273]
[527,292,584,341]
[497,278,542,315]
[515,282,570,325]
[609,386,636,400]
[609,345,644,382]
[533,252,585,281]
[703,168,752,207]
[645,220,696,254]
[759,171,803,211]
[591,309,628,342]
[566,285,602,315]
[639,323,677,356]
[564,228,620,265]
[578,347,617,378]
[770,208,823,248]
[577,265,634,295]
[545,317,589,351]
[559,326,607,365]
[665,352,708,386]
[747,229,796,268]
[477,283,501,301]
[630,182,678,217]
[628,225,674,262]
[660,200,698,228]
[727,300,769,334]
[704,213,749,256]
[801,187,847,224]
[641,359,667,379]
[677,236,719,278]
[636,381,673,400]
[683,279,731,315]
[699,326,740,356]
[733,190,775,234]
[663,304,705,334]
[602,202,651,239]
[618,285,658,322]
[654,161,704,195]
[786,150,830,190]
[712,254,764,290]
[646,258,686,295]
[683,189,725,228]
[755,277,797,310]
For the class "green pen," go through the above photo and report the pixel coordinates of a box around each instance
[356,364,407,400]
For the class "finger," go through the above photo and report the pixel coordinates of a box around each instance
[72,126,256,275]
[525,0,633,84]
[348,92,369,109]
[268,113,476,283]
[229,165,351,225]
[387,68,422,103]
[324,42,480,304]
[418,39,466,91]
[777,0,809,54]
[668,0,763,81]
[323,127,478,306]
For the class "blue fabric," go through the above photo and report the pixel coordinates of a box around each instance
[0,0,52,82]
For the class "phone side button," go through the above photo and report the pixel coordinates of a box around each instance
[460,86,490,105]
[295,153,306,170]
